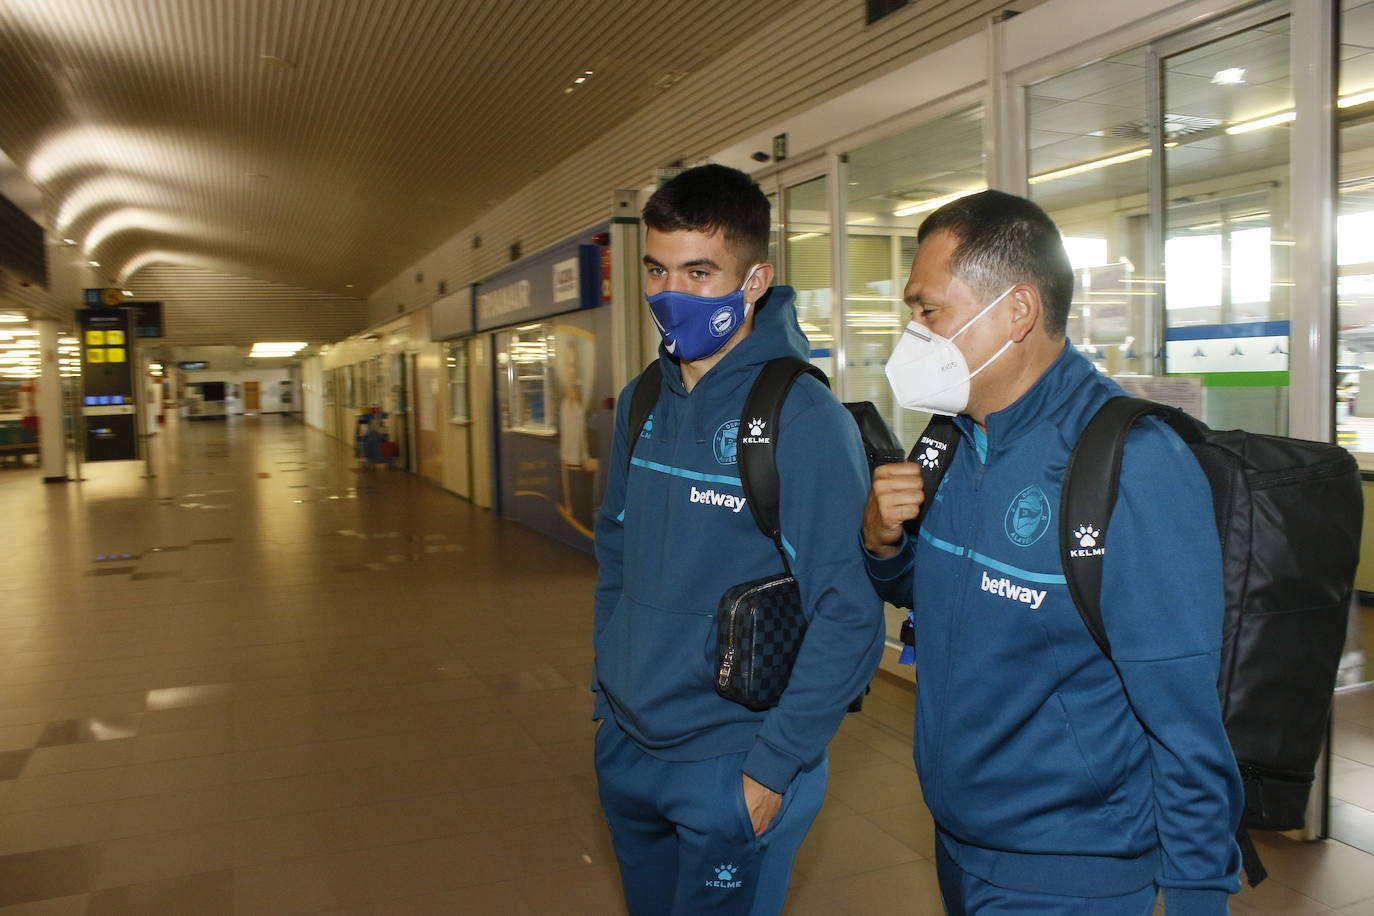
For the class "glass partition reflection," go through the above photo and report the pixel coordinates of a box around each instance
[1340,0,1374,457]
[842,106,984,448]
[783,177,834,379]
[1028,49,1154,378]
[1162,17,1292,436]
[1028,16,1296,437]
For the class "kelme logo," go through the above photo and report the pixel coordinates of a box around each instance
[741,417,770,446]
[1069,523,1106,559]
[1005,485,1051,547]
[706,862,743,889]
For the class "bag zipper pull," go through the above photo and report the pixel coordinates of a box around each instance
[718,647,734,687]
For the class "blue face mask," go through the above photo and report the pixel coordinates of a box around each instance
[646,265,761,362]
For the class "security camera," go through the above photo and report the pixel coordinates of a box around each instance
[750,151,770,162]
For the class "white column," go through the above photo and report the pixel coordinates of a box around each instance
[610,189,643,392]
[1288,0,1337,444]
[985,14,1029,196]
[1290,0,1338,842]
[35,318,67,481]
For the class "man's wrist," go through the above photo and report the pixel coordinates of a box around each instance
[863,533,900,558]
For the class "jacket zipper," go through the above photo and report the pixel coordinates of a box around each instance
[936,427,986,823]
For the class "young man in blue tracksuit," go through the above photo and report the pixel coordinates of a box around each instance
[593,164,885,915]
[863,191,1243,914]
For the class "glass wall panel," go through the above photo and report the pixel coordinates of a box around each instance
[1162,17,1292,436]
[1337,0,1374,832]
[843,106,984,448]
[783,177,833,378]
[1340,0,1374,459]
[1029,18,1295,437]
[766,191,781,269]
[841,107,983,652]
[1028,48,1154,377]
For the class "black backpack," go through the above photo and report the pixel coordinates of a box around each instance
[625,356,883,711]
[915,397,1363,886]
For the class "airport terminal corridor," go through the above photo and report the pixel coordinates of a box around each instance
[0,416,1368,914]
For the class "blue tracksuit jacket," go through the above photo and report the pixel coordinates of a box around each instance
[593,286,885,793]
[866,342,1243,913]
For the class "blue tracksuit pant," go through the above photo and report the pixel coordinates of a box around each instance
[936,838,1158,915]
[595,719,827,915]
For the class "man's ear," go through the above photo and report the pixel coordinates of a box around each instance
[1008,284,1042,343]
[745,262,775,303]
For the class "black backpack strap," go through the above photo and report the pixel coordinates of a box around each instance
[1060,395,1204,656]
[908,415,961,536]
[625,360,663,469]
[1060,394,1265,886]
[843,401,906,470]
[737,357,828,570]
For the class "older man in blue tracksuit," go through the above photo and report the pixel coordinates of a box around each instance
[593,164,885,915]
[863,191,1243,914]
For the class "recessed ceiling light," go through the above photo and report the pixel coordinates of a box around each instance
[88,260,100,267]
[62,238,76,245]
[1212,68,1246,85]
[121,289,133,296]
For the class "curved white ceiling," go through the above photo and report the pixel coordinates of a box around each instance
[0,0,800,296]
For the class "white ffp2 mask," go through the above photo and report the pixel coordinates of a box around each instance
[884,286,1016,416]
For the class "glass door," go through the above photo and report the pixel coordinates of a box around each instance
[1161,15,1293,436]
[778,171,837,382]
[1023,0,1372,844]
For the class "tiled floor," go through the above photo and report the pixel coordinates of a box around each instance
[0,415,1371,914]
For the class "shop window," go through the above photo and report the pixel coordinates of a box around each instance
[505,324,556,434]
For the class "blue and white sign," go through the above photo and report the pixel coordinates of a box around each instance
[1165,321,1289,374]
[475,223,608,331]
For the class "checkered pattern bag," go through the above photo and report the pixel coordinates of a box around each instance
[715,572,809,711]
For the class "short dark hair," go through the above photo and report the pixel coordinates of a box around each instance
[917,190,1074,337]
[643,164,770,267]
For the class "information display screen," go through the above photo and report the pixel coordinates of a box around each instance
[79,308,138,461]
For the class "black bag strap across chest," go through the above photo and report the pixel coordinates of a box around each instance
[736,357,829,566]
[1059,396,1205,657]
[908,414,962,535]
[625,360,664,469]
[623,357,827,569]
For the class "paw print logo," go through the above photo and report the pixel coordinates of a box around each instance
[747,418,766,437]
[715,864,737,881]
[918,447,941,469]
[1074,525,1100,548]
